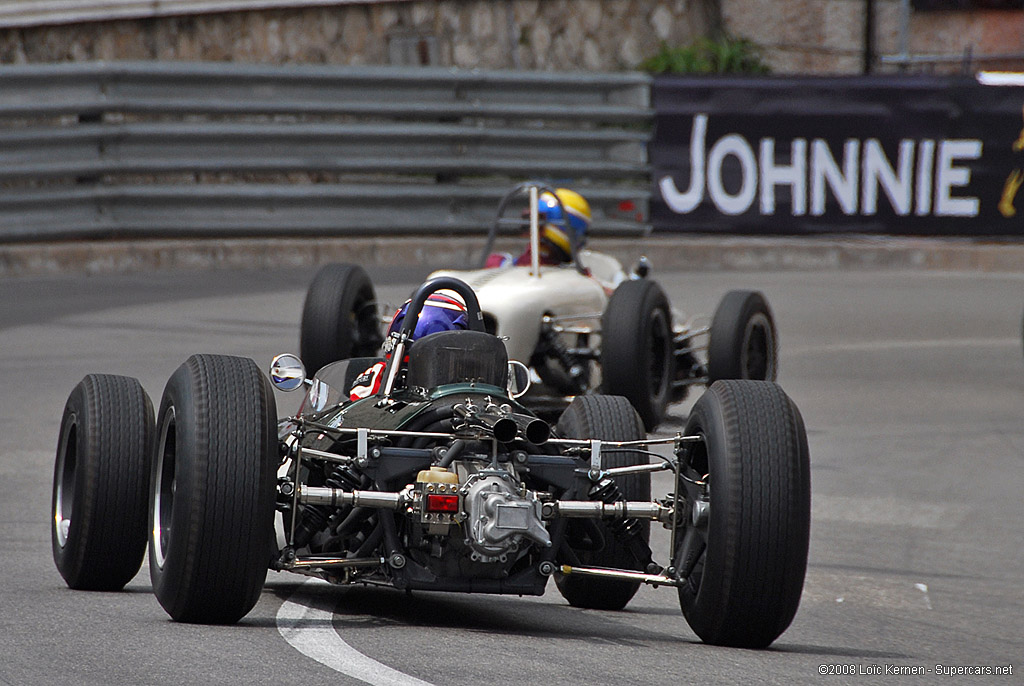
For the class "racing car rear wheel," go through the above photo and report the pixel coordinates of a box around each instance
[601,279,675,431]
[300,263,383,374]
[675,380,809,648]
[149,354,277,624]
[707,290,777,383]
[554,395,650,611]
[52,374,153,591]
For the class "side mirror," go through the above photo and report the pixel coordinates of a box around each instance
[269,353,306,392]
[633,255,651,279]
[507,360,532,399]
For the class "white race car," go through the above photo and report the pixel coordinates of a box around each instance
[300,183,777,430]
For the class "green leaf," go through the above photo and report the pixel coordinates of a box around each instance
[637,35,770,75]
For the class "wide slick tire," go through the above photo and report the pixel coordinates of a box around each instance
[149,354,277,624]
[707,290,777,383]
[675,380,810,648]
[554,395,650,611]
[601,279,675,431]
[52,374,154,591]
[300,263,382,374]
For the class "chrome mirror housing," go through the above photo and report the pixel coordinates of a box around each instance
[269,353,306,392]
[507,360,532,399]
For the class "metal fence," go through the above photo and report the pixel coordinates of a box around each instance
[0,61,653,242]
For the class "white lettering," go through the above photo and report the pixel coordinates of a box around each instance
[707,134,758,215]
[658,114,982,220]
[862,139,915,216]
[915,139,935,216]
[935,140,981,216]
[760,138,807,215]
[659,114,707,213]
[811,139,859,215]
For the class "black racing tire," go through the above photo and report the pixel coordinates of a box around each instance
[707,290,777,383]
[554,395,650,611]
[300,263,383,375]
[600,279,675,432]
[675,380,810,648]
[52,374,153,591]
[149,354,278,624]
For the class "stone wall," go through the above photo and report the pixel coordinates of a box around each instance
[726,0,1024,74]
[0,1,710,72]
[0,0,1020,74]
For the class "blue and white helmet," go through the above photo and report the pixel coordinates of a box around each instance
[385,289,468,345]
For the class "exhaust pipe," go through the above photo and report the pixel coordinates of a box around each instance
[453,403,550,445]
[491,414,550,444]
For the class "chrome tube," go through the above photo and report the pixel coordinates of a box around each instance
[529,185,540,277]
[300,423,456,440]
[545,500,670,522]
[299,485,403,510]
[545,434,700,448]
[603,462,673,477]
[559,564,681,587]
[381,339,406,396]
[298,446,356,464]
[287,556,385,570]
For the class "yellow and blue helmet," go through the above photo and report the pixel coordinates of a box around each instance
[538,188,591,261]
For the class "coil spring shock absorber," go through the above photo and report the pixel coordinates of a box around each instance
[326,463,364,492]
[546,328,577,373]
[589,477,656,570]
[292,464,364,548]
[537,321,588,394]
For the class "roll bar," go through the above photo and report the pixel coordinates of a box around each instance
[477,181,588,276]
[398,276,486,336]
[381,276,485,396]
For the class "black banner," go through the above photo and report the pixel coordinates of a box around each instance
[650,75,1024,235]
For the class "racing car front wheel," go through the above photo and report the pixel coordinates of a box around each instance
[149,354,277,624]
[601,279,675,431]
[554,395,650,611]
[300,263,383,374]
[675,380,810,648]
[52,374,153,591]
[707,290,777,383]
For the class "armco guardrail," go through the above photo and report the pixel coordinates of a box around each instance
[0,62,653,242]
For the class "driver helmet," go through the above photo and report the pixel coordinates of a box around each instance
[537,188,592,262]
[385,289,468,348]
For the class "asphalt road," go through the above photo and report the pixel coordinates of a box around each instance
[1,264,1022,685]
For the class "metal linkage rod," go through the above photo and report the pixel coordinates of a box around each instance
[603,462,674,477]
[542,500,671,522]
[302,423,454,440]
[558,564,681,587]
[287,556,385,570]
[546,434,702,448]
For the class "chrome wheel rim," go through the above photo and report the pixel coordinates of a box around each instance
[54,415,77,548]
[152,407,176,569]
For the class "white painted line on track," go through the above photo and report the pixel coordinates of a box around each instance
[276,577,435,686]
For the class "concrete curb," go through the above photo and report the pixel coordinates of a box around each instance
[2,235,1023,278]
